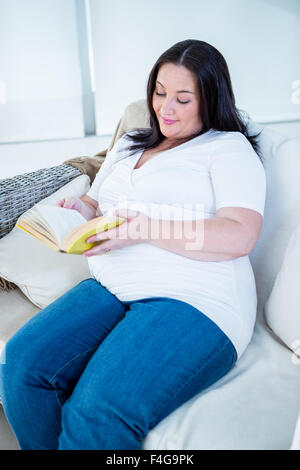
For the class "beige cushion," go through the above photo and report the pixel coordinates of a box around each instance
[249,136,300,315]
[261,137,300,355]
[291,412,300,450]
[264,220,300,356]
[0,175,91,308]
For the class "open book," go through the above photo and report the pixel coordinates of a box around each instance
[16,205,125,254]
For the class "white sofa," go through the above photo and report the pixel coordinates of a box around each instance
[0,101,300,450]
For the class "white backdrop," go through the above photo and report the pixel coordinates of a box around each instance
[0,0,84,143]
[90,0,300,135]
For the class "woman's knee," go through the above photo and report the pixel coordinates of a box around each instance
[58,382,145,449]
[1,326,38,392]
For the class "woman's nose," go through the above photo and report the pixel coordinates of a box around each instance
[161,97,175,115]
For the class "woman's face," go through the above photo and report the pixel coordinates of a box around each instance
[152,62,203,141]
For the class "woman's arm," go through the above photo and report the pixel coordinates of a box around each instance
[83,206,262,260]
[80,195,103,218]
[146,207,263,261]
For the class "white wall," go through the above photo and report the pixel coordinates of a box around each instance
[90,0,300,135]
[0,0,84,143]
[1,0,299,179]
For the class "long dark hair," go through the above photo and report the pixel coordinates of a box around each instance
[125,39,261,158]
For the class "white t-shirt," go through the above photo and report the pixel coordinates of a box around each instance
[87,129,266,358]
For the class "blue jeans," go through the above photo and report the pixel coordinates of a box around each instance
[0,279,236,450]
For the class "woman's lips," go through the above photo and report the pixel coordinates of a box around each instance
[161,116,178,125]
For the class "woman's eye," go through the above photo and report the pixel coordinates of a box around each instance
[155,92,189,104]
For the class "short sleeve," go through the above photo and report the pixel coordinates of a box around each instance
[86,135,130,202]
[209,133,266,215]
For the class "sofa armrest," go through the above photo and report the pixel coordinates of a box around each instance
[0,163,82,239]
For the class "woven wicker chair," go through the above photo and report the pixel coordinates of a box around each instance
[0,163,83,240]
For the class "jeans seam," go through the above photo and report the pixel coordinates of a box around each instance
[148,337,234,430]
[49,346,99,409]
[48,346,98,387]
[54,389,63,409]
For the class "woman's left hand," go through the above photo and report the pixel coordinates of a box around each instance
[82,209,150,257]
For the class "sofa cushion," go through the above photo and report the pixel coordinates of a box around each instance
[0,175,91,308]
[249,136,300,315]
[264,219,300,356]
[291,412,300,450]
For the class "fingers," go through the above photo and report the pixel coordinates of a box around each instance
[63,197,77,209]
[56,198,66,207]
[82,240,112,257]
[56,197,81,210]
[86,231,111,244]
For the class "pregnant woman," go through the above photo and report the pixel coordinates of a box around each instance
[0,39,266,450]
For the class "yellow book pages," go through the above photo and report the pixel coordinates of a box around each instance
[60,217,125,254]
